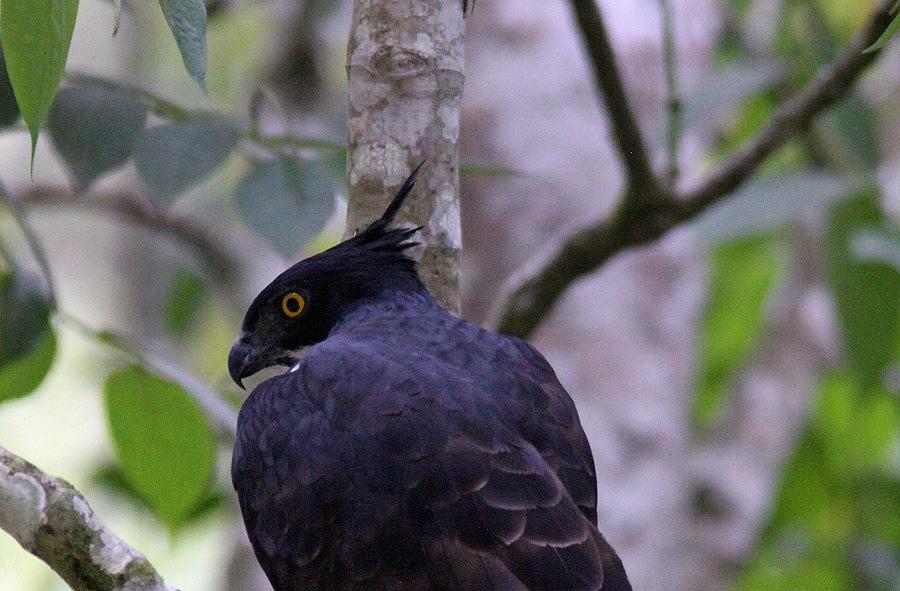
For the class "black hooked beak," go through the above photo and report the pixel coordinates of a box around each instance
[228,335,262,390]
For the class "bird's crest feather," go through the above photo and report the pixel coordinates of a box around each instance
[346,162,425,253]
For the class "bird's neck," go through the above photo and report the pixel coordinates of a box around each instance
[327,287,442,338]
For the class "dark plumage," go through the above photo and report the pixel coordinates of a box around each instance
[229,166,631,590]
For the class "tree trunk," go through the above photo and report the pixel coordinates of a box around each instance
[345,0,466,313]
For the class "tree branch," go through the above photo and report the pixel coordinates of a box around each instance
[20,185,238,284]
[0,445,175,591]
[570,0,660,196]
[676,0,895,212]
[490,0,897,339]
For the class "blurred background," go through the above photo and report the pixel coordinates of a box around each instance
[0,0,898,590]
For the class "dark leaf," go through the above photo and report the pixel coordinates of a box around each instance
[47,84,148,190]
[827,192,900,388]
[235,157,336,258]
[133,116,240,204]
[0,255,55,403]
[0,269,52,367]
[0,37,21,128]
[158,0,208,90]
[0,329,56,404]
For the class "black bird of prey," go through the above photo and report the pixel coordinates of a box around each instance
[228,166,632,591]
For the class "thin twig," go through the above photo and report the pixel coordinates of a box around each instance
[57,312,238,438]
[677,0,896,212]
[569,0,660,198]
[0,181,58,308]
[0,445,176,591]
[491,0,897,338]
[66,71,344,158]
[21,185,238,284]
[658,0,681,184]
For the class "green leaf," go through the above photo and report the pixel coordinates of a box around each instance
[164,269,206,334]
[0,38,21,128]
[0,0,79,158]
[0,329,56,403]
[158,0,208,90]
[827,192,900,388]
[235,157,336,258]
[133,116,239,204]
[691,171,849,244]
[104,365,215,529]
[47,84,148,190]
[92,463,226,526]
[863,2,900,53]
[693,234,784,430]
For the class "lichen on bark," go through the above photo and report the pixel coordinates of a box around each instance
[345,0,466,313]
[0,445,175,591]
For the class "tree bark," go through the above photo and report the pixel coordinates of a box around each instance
[0,445,174,591]
[345,0,466,313]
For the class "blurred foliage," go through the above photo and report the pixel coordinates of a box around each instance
[694,234,785,431]
[236,156,338,257]
[695,1,900,589]
[827,193,900,389]
[164,269,208,336]
[864,0,900,53]
[47,84,149,190]
[133,115,240,202]
[735,373,899,591]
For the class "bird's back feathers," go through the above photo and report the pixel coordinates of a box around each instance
[232,296,631,590]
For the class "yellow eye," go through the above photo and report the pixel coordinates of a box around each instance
[281,292,305,318]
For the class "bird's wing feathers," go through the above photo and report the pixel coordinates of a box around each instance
[233,338,612,590]
[498,337,599,524]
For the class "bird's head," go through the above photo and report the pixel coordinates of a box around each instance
[227,164,426,389]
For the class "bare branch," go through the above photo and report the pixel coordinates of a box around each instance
[569,0,659,196]
[491,0,897,338]
[0,445,175,591]
[657,0,682,184]
[20,185,238,284]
